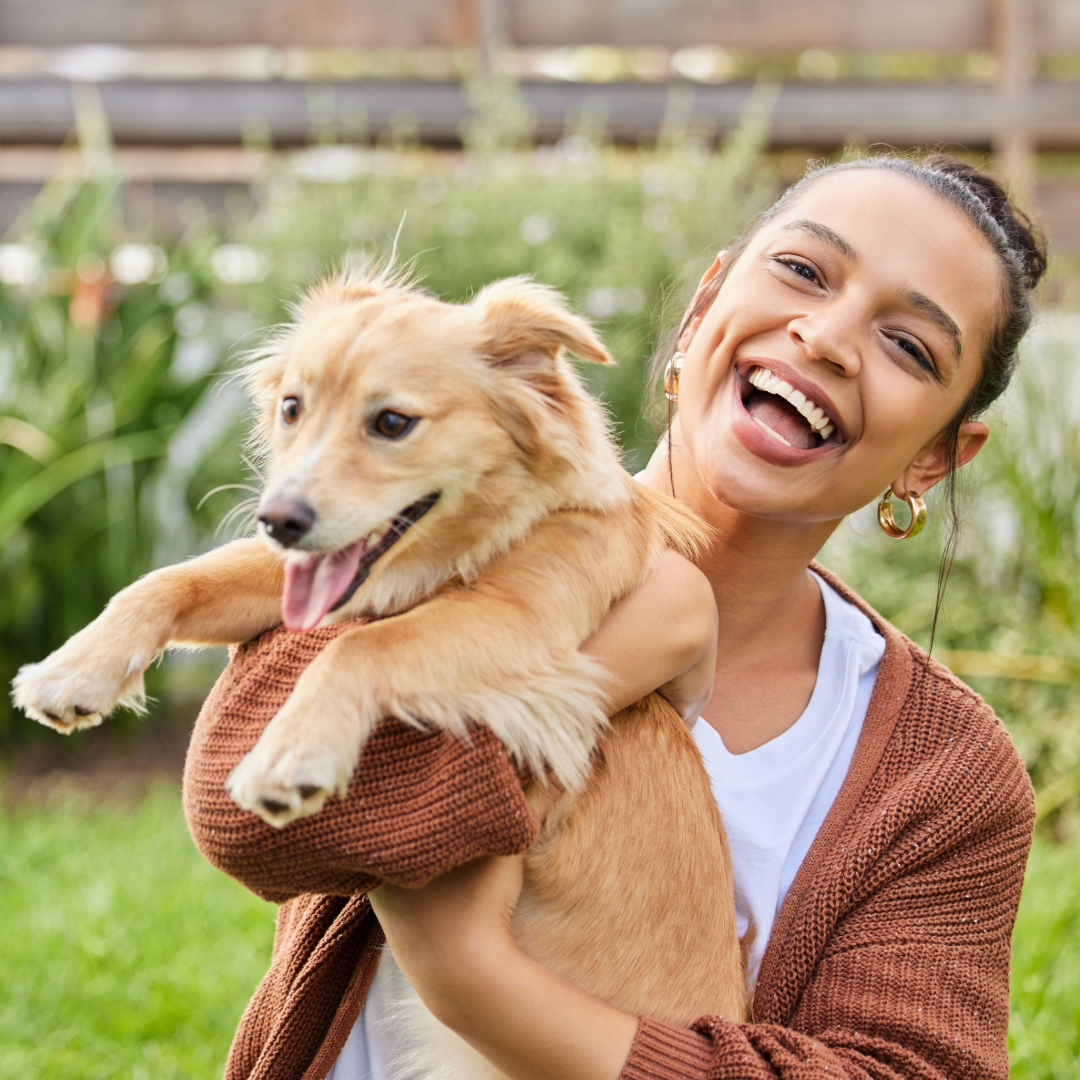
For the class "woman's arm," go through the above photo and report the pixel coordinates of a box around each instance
[582,549,717,723]
[370,855,638,1080]
[185,550,717,902]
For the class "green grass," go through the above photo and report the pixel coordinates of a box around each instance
[0,785,274,1079]
[0,787,1075,1077]
[1009,834,1080,1078]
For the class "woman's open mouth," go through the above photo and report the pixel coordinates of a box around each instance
[733,364,844,462]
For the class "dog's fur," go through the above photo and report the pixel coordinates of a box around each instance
[13,271,744,1075]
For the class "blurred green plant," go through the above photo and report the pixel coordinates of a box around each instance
[0,784,273,1078]
[0,132,241,750]
[235,85,777,466]
[1009,832,1080,1077]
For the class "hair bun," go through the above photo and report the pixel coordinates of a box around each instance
[921,153,1048,291]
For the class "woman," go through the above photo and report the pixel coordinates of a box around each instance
[186,153,1043,1080]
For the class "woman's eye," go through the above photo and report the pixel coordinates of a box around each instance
[776,258,821,285]
[281,397,301,425]
[891,335,933,371]
[372,410,417,439]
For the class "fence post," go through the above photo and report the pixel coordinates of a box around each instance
[478,0,507,85]
[990,0,1036,196]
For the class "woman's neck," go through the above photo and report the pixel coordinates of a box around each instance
[639,432,841,753]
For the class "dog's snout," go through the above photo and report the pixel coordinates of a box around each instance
[259,498,316,547]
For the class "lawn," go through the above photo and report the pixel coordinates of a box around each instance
[0,785,1075,1078]
[0,785,274,1080]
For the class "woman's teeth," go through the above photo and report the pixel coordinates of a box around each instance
[747,367,836,441]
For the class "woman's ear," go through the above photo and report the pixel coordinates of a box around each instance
[892,419,990,497]
[677,250,727,353]
[701,250,727,289]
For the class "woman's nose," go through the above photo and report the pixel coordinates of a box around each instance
[787,308,862,377]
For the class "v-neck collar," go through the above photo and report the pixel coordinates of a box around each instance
[750,563,916,1022]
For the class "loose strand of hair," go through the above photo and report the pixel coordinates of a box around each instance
[666,392,676,498]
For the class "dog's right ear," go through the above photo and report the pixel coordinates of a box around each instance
[474,277,613,368]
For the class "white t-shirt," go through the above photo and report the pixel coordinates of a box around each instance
[692,571,885,980]
[327,571,884,1078]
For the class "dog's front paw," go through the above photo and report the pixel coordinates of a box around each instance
[225,707,355,827]
[12,645,150,733]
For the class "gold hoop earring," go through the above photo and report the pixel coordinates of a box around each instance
[877,489,927,539]
[663,351,686,401]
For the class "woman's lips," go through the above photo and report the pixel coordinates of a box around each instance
[746,366,836,440]
[730,369,844,466]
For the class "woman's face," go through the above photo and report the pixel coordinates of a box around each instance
[675,168,1002,524]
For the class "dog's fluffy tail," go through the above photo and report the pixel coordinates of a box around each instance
[628,479,714,561]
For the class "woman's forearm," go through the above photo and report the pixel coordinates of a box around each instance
[425,934,638,1080]
[370,859,638,1080]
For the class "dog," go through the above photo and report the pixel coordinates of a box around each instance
[13,270,744,1075]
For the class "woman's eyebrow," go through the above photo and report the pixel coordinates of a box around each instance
[903,290,962,363]
[778,220,857,259]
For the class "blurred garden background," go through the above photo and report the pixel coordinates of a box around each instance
[2,0,1080,1075]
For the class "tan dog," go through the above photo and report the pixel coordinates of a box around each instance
[13,272,744,1074]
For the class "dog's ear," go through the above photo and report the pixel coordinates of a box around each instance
[473,278,613,460]
[474,277,613,367]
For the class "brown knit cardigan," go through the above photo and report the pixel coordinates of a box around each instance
[183,566,1035,1080]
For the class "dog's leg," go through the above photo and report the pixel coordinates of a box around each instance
[227,511,652,825]
[12,539,284,732]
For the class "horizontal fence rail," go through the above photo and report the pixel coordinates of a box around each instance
[1,78,1080,147]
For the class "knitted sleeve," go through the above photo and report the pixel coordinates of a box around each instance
[619,699,1035,1080]
[182,623,540,904]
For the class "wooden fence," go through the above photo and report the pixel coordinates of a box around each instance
[0,0,1076,52]
[0,0,1075,247]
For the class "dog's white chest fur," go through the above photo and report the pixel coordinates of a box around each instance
[361,947,508,1080]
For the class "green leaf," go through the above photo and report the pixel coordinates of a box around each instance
[0,431,167,547]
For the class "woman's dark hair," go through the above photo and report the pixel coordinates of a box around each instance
[663,152,1048,652]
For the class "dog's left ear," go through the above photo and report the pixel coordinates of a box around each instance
[474,277,613,367]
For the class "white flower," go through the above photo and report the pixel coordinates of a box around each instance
[211,245,270,284]
[110,244,167,285]
[520,214,554,246]
[0,244,41,285]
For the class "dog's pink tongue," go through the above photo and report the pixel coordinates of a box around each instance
[282,543,365,631]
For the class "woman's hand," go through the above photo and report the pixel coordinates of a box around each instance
[583,549,717,723]
[369,854,639,1080]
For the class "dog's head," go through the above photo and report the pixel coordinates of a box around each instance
[245,270,623,629]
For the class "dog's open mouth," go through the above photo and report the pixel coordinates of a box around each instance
[282,493,439,632]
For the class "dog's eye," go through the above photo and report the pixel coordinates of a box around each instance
[281,397,302,425]
[372,410,417,439]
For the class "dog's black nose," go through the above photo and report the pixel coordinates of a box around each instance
[258,499,316,546]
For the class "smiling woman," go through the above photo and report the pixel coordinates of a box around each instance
[349,153,1047,1080]
[160,153,1050,1080]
